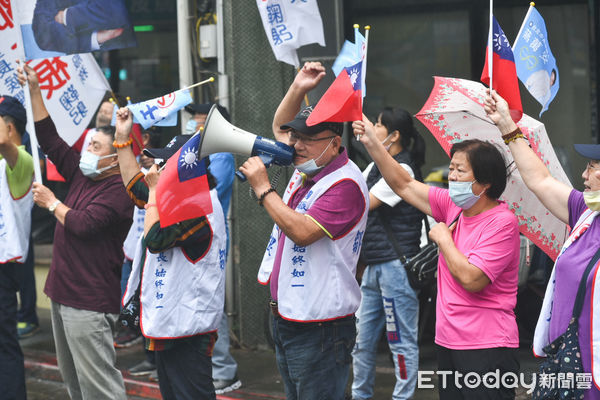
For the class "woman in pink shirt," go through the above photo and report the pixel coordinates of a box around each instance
[353,119,520,399]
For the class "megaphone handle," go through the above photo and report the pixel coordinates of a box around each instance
[259,154,274,168]
[236,155,274,182]
[235,171,247,181]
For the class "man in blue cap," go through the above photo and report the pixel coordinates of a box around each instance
[0,95,34,400]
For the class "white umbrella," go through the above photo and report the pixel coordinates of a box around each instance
[416,76,571,260]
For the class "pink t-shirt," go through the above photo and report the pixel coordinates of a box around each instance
[429,186,520,350]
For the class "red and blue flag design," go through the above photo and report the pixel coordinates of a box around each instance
[128,89,192,129]
[481,16,523,123]
[156,133,213,228]
[306,61,363,126]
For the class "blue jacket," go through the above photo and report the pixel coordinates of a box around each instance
[32,0,136,53]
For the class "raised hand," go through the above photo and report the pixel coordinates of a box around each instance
[115,107,133,143]
[292,62,326,93]
[145,164,161,190]
[351,114,377,147]
[484,90,516,133]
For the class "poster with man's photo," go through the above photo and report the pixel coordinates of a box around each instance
[16,0,137,60]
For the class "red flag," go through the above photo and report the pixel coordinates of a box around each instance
[306,61,363,126]
[155,133,212,228]
[481,17,523,123]
[46,159,65,182]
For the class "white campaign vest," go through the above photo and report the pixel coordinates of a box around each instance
[123,206,146,261]
[258,161,369,322]
[123,167,148,261]
[123,190,227,339]
[0,159,33,263]
[533,208,600,385]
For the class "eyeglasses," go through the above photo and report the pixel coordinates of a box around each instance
[288,132,336,144]
[586,161,600,173]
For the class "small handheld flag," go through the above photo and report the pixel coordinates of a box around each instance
[306,25,368,126]
[481,16,523,123]
[156,133,213,228]
[513,4,559,116]
[128,89,192,129]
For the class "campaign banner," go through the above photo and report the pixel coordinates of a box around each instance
[257,0,325,67]
[1,1,110,145]
[27,54,112,145]
[15,0,136,60]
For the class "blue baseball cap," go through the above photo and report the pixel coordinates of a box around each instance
[0,95,26,125]
[574,144,600,161]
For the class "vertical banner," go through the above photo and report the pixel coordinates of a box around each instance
[17,0,136,60]
[256,0,325,67]
[0,1,110,147]
[27,54,111,145]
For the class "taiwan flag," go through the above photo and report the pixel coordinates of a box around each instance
[306,61,363,126]
[156,133,213,228]
[481,16,523,123]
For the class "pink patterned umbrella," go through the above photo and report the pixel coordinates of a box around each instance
[416,76,571,260]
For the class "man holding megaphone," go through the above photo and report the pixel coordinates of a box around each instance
[240,61,369,400]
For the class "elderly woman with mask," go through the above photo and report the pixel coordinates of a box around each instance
[485,91,600,400]
[353,115,521,399]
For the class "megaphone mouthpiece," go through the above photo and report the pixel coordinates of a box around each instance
[200,105,295,181]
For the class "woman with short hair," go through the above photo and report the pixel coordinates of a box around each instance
[353,118,521,399]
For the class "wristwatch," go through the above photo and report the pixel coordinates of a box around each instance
[48,200,62,214]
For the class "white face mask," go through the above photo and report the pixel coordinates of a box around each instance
[293,137,335,175]
[79,151,117,178]
[583,190,600,211]
[381,133,393,152]
[449,180,482,209]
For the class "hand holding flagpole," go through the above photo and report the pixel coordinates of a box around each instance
[17,59,42,184]
[488,0,494,93]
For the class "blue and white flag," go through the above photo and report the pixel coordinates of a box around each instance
[111,98,177,127]
[128,89,192,129]
[256,0,325,67]
[513,6,559,116]
[332,26,367,97]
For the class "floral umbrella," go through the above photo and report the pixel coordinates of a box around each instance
[416,76,571,260]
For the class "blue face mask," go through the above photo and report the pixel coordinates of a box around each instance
[185,119,198,135]
[293,137,334,176]
[449,180,482,209]
[79,151,116,178]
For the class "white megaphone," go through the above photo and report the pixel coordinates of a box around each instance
[200,105,295,181]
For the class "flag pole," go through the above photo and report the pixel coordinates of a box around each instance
[512,2,535,51]
[124,95,144,151]
[181,77,215,91]
[12,0,42,183]
[488,0,494,93]
[356,24,370,141]
[363,25,370,96]
[297,68,310,106]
